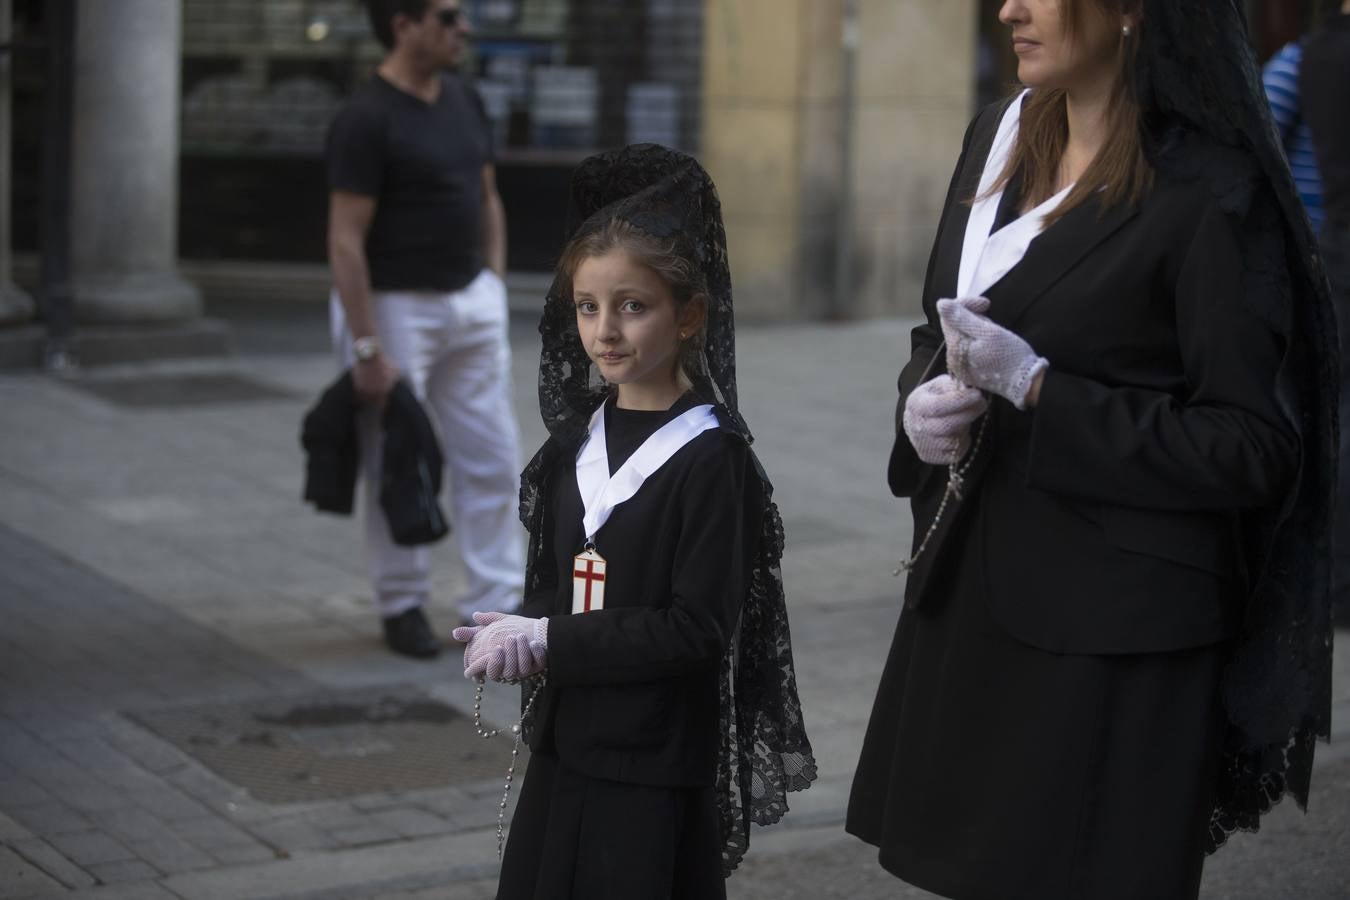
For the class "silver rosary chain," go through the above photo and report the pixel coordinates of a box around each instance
[893,408,990,576]
[473,674,546,859]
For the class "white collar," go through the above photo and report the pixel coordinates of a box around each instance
[957,90,1074,300]
[574,402,719,544]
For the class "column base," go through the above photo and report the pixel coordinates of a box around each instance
[0,280,34,325]
[0,319,232,370]
[72,269,203,323]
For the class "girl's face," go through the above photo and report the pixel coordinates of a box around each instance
[999,0,1125,94]
[573,250,699,404]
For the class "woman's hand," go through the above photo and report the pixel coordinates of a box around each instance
[903,375,989,465]
[938,297,1048,410]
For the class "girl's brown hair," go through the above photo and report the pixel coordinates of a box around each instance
[990,0,1152,223]
[556,217,708,377]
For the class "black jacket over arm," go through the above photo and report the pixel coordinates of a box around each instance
[300,373,449,545]
[520,414,755,788]
[891,102,1298,656]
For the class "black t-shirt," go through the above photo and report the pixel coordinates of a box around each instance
[326,72,494,292]
[1303,14,1350,226]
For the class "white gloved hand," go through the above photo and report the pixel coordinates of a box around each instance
[903,374,989,465]
[937,296,1048,410]
[452,612,548,682]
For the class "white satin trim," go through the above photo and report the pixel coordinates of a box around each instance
[574,403,719,543]
[956,89,1074,300]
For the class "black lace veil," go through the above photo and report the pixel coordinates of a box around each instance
[1135,0,1338,851]
[518,144,817,873]
[531,143,749,446]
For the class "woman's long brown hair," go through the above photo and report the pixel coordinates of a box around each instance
[987,0,1152,224]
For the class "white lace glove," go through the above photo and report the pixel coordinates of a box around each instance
[452,612,548,682]
[903,374,989,465]
[937,296,1048,410]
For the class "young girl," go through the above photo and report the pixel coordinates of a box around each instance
[453,144,815,900]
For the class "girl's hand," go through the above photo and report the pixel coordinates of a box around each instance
[455,612,549,682]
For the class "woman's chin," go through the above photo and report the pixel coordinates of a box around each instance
[1017,65,1046,89]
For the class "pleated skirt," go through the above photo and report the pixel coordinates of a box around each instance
[846,517,1227,900]
[496,750,726,900]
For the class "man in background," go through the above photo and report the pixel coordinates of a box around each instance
[326,0,524,657]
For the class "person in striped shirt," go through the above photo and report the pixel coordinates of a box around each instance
[1263,39,1326,234]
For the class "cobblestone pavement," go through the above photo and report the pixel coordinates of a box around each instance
[1,310,1347,898]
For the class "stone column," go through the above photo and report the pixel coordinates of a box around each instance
[0,0,34,324]
[701,0,845,320]
[702,0,975,320]
[69,0,200,322]
[848,1,975,317]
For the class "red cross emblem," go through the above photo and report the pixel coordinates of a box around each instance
[573,557,606,612]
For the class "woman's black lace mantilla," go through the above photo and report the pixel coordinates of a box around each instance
[518,144,817,874]
[1136,0,1338,852]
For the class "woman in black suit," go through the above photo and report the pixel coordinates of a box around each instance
[846,2,1337,899]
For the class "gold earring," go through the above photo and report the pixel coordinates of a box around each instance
[679,332,688,340]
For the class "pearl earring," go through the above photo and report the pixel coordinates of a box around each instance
[1122,23,1132,37]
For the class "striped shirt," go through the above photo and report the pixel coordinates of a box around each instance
[1263,41,1326,234]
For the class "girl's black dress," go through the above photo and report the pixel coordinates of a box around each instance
[498,396,746,900]
[500,143,815,898]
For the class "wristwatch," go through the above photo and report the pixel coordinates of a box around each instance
[353,335,382,362]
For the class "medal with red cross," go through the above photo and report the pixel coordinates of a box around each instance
[571,544,607,614]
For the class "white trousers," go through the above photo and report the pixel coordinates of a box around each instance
[331,269,525,620]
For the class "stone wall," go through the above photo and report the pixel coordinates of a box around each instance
[701,0,975,320]
[849,0,975,318]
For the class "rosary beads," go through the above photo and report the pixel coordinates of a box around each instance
[894,410,989,576]
[473,674,546,859]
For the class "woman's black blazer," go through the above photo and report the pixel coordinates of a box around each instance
[889,101,1298,656]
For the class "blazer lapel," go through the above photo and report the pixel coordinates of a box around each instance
[985,198,1139,328]
[926,97,1015,306]
[929,202,972,304]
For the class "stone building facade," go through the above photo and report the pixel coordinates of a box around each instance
[4,0,1319,329]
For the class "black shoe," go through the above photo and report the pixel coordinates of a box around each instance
[382,607,442,659]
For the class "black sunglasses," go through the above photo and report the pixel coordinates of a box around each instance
[435,8,462,27]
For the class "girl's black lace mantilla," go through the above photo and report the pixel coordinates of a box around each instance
[518,144,817,874]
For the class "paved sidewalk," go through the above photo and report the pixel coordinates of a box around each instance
[1,313,1347,899]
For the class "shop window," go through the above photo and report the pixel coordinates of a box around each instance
[173,0,704,266]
